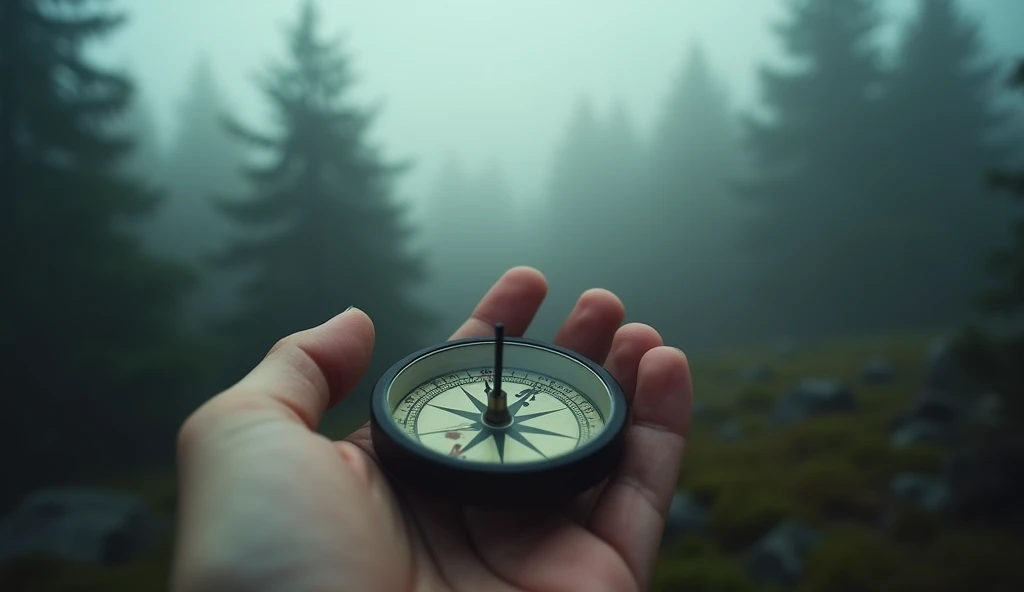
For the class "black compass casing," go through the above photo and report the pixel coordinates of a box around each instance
[369,336,629,506]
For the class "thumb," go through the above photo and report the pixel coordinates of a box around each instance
[180,307,375,446]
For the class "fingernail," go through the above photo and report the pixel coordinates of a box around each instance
[344,305,355,313]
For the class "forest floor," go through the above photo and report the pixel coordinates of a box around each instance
[4,329,1023,591]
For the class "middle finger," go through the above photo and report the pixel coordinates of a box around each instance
[551,288,626,365]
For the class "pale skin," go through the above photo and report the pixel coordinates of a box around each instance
[172,266,694,592]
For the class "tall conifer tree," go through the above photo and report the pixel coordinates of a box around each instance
[737,0,888,337]
[642,43,748,347]
[212,1,434,402]
[0,0,203,504]
[154,57,249,327]
[878,0,1016,329]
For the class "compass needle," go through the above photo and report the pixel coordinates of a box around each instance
[371,321,628,504]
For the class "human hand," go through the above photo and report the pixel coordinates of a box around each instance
[171,266,693,592]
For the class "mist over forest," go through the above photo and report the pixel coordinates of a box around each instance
[3,0,1024,589]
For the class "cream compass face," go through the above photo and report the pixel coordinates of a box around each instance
[391,367,606,464]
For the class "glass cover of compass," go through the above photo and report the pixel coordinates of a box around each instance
[370,323,629,505]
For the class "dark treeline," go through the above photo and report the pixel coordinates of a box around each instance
[1,0,1023,509]
[518,0,1023,351]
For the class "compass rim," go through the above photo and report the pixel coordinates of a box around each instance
[369,336,629,490]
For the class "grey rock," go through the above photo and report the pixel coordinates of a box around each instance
[744,519,822,587]
[862,356,895,384]
[660,492,707,548]
[716,420,744,442]
[771,378,856,426]
[0,488,167,566]
[889,417,957,449]
[890,473,951,511]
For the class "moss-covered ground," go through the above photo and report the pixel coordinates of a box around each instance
[5,331,1024,590]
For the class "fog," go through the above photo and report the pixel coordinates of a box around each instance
[104,1,1023,208]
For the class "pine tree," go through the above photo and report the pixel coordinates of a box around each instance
[153,56,249,327]
[879,0,1016,329]
[641,43,750,347]
[737,0,889,338]
[114,77,164,181]
[420,156,518,340]
[534,96,644,338]
[212,1,435,404]
[649,43,738,225]
[0,0,205,504]
[981,59,1024,318]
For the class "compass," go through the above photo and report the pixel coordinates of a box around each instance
[370,323,629,505]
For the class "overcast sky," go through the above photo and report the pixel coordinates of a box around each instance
[99,1,1024,214]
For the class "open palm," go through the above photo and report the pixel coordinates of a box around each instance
[172,267,693,592]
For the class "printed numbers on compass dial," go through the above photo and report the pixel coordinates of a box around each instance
[391,368,606,464]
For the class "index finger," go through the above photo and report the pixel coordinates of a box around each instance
[448,266,549,340]
[180,307,375,446]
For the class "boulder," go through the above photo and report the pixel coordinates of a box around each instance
[862,356,895,384]
[660,492,707,548]
[0,488,166,566]
[743,519,822,587]
[771,379,856,426]
[889,473,951,511]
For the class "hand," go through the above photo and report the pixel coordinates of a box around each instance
[171,267,694,592]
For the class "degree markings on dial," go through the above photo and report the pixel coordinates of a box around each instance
[394,368,604,464]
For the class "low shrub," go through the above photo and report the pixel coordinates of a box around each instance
[891,442,946,474]
[710,489,798,550]
[781,417,863,461]
[916,529,1024,591]
[788,456,885,522]
[651,553,758,592]
[887,502,943,543]
[798,525,906,592]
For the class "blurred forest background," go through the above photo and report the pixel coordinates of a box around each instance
[2,0,1024,589]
